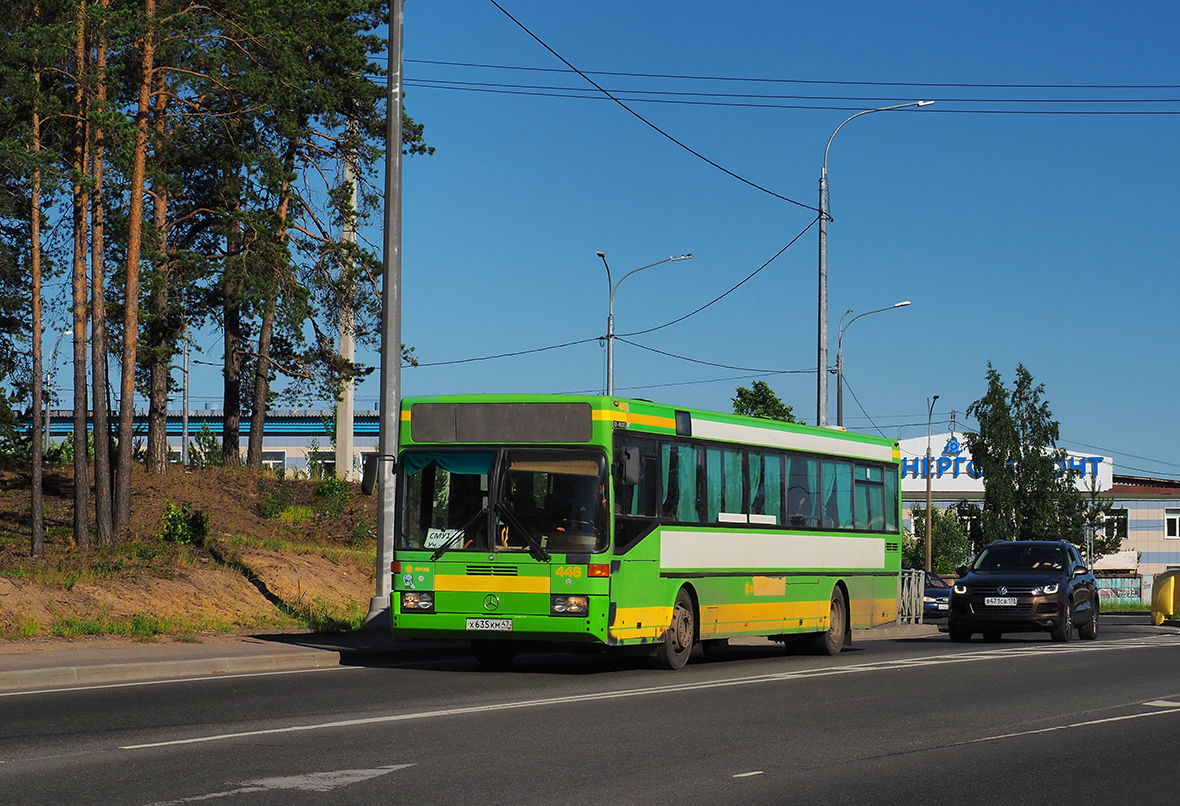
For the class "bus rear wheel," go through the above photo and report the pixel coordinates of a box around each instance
[810,588,847,656]
[655,588,696,670]
[471,640,518,670]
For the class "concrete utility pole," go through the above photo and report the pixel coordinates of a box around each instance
[925,395,939,572]
[365,0,404,630]
[336,119,358,482]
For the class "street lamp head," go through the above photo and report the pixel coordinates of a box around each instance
[596,251,604,258]
[916,100,935,107]
[894,300,912,308]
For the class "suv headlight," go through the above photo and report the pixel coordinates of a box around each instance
[953,583,968,595]
[401,591,434,612]
[1034,583,1060,595]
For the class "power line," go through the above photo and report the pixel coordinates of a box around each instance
[412,336,601,368]
[483,0,816,211]
[616,338,813,374]
[620,218,818,338]
[406,58,1180,91]
[407,77,1180,106]
[405,80,1180,115]
[838,374,888,438]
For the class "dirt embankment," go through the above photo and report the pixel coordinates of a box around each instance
[0,464,381,642]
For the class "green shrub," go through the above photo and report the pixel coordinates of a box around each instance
[314,473,351,516]
[259,480,294,519]
[159,500,209,546]
[346,517,374,548]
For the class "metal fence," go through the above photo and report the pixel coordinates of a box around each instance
[898,569,925,624]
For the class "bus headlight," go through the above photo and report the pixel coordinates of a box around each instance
[551,594,588,615]
[401,591,434,612]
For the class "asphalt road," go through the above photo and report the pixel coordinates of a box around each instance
[3,617,1178,805]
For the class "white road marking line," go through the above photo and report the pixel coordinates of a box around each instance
[1144,700,1180,708]
[120,636,1180,750]
[139,764,414,805]
[733,771,764,778]
[969,704,1180,745]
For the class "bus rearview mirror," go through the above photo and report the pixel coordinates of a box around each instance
[361,454,379,495]
[619,447,640,485]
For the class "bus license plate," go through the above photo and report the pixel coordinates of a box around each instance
[466,618,513,632]
[984,597,1017,606]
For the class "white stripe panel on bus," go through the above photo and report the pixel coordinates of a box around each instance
[689,418,894,462]
[660,529,886,572]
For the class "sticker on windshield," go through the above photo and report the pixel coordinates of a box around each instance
[424,528,462,549]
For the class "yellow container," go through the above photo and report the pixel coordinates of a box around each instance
[1151,570,1180,626]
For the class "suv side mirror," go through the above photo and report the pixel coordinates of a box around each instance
[956,564,969,578]
[1074,566,1088,577]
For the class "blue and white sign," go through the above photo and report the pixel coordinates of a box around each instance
[898,433,1113,495]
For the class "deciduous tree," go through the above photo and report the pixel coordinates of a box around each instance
[964,363,1082,545]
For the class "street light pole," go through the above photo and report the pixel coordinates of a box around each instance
[817,101,933,427]
[598,251,692,396]
[925,394,939,572]
[836,301,910,427]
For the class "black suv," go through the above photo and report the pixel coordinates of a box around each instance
[948,540,1098,643]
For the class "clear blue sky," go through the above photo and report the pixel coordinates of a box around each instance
[98,2,1180,479]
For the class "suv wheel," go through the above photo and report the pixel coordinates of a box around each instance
[1051,603,1074,642]
[1079,602,1099,640]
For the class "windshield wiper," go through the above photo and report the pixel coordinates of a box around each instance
[429,507,489,561]
[494,501,551,562]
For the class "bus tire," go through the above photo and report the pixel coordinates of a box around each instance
[655,588,695,670]
[810,588,847,656]
[471,640,517,670]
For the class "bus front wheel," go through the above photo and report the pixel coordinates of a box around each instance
[655,588,696,670]
[810,588,848,656]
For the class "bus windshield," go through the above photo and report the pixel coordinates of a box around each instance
[398,448,609,554]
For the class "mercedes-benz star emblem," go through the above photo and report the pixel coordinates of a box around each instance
[483,594,501,612]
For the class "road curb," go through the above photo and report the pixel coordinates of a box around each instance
[0,649,340,693]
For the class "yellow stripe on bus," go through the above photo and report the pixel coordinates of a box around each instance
[699,599,829,637]
[610,605,673,641]
[434,575,550,594]
[592,409,676,430]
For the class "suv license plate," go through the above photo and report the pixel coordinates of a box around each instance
[466,618,513,632]
[984,597,1018,606]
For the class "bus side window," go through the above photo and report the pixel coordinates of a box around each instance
[661,442,701,523]
[749,452,782,525]
[822,460,854,529]
[787,456,819,528]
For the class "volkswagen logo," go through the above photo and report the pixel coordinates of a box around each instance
[997,586,1008,596]
[483,594,501,612]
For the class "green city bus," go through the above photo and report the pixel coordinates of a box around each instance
[391,394,903,669]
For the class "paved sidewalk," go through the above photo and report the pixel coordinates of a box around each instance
[0,622,942,694]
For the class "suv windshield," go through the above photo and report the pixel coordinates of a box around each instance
[973,543,1066,572]
[398,448,609,554]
